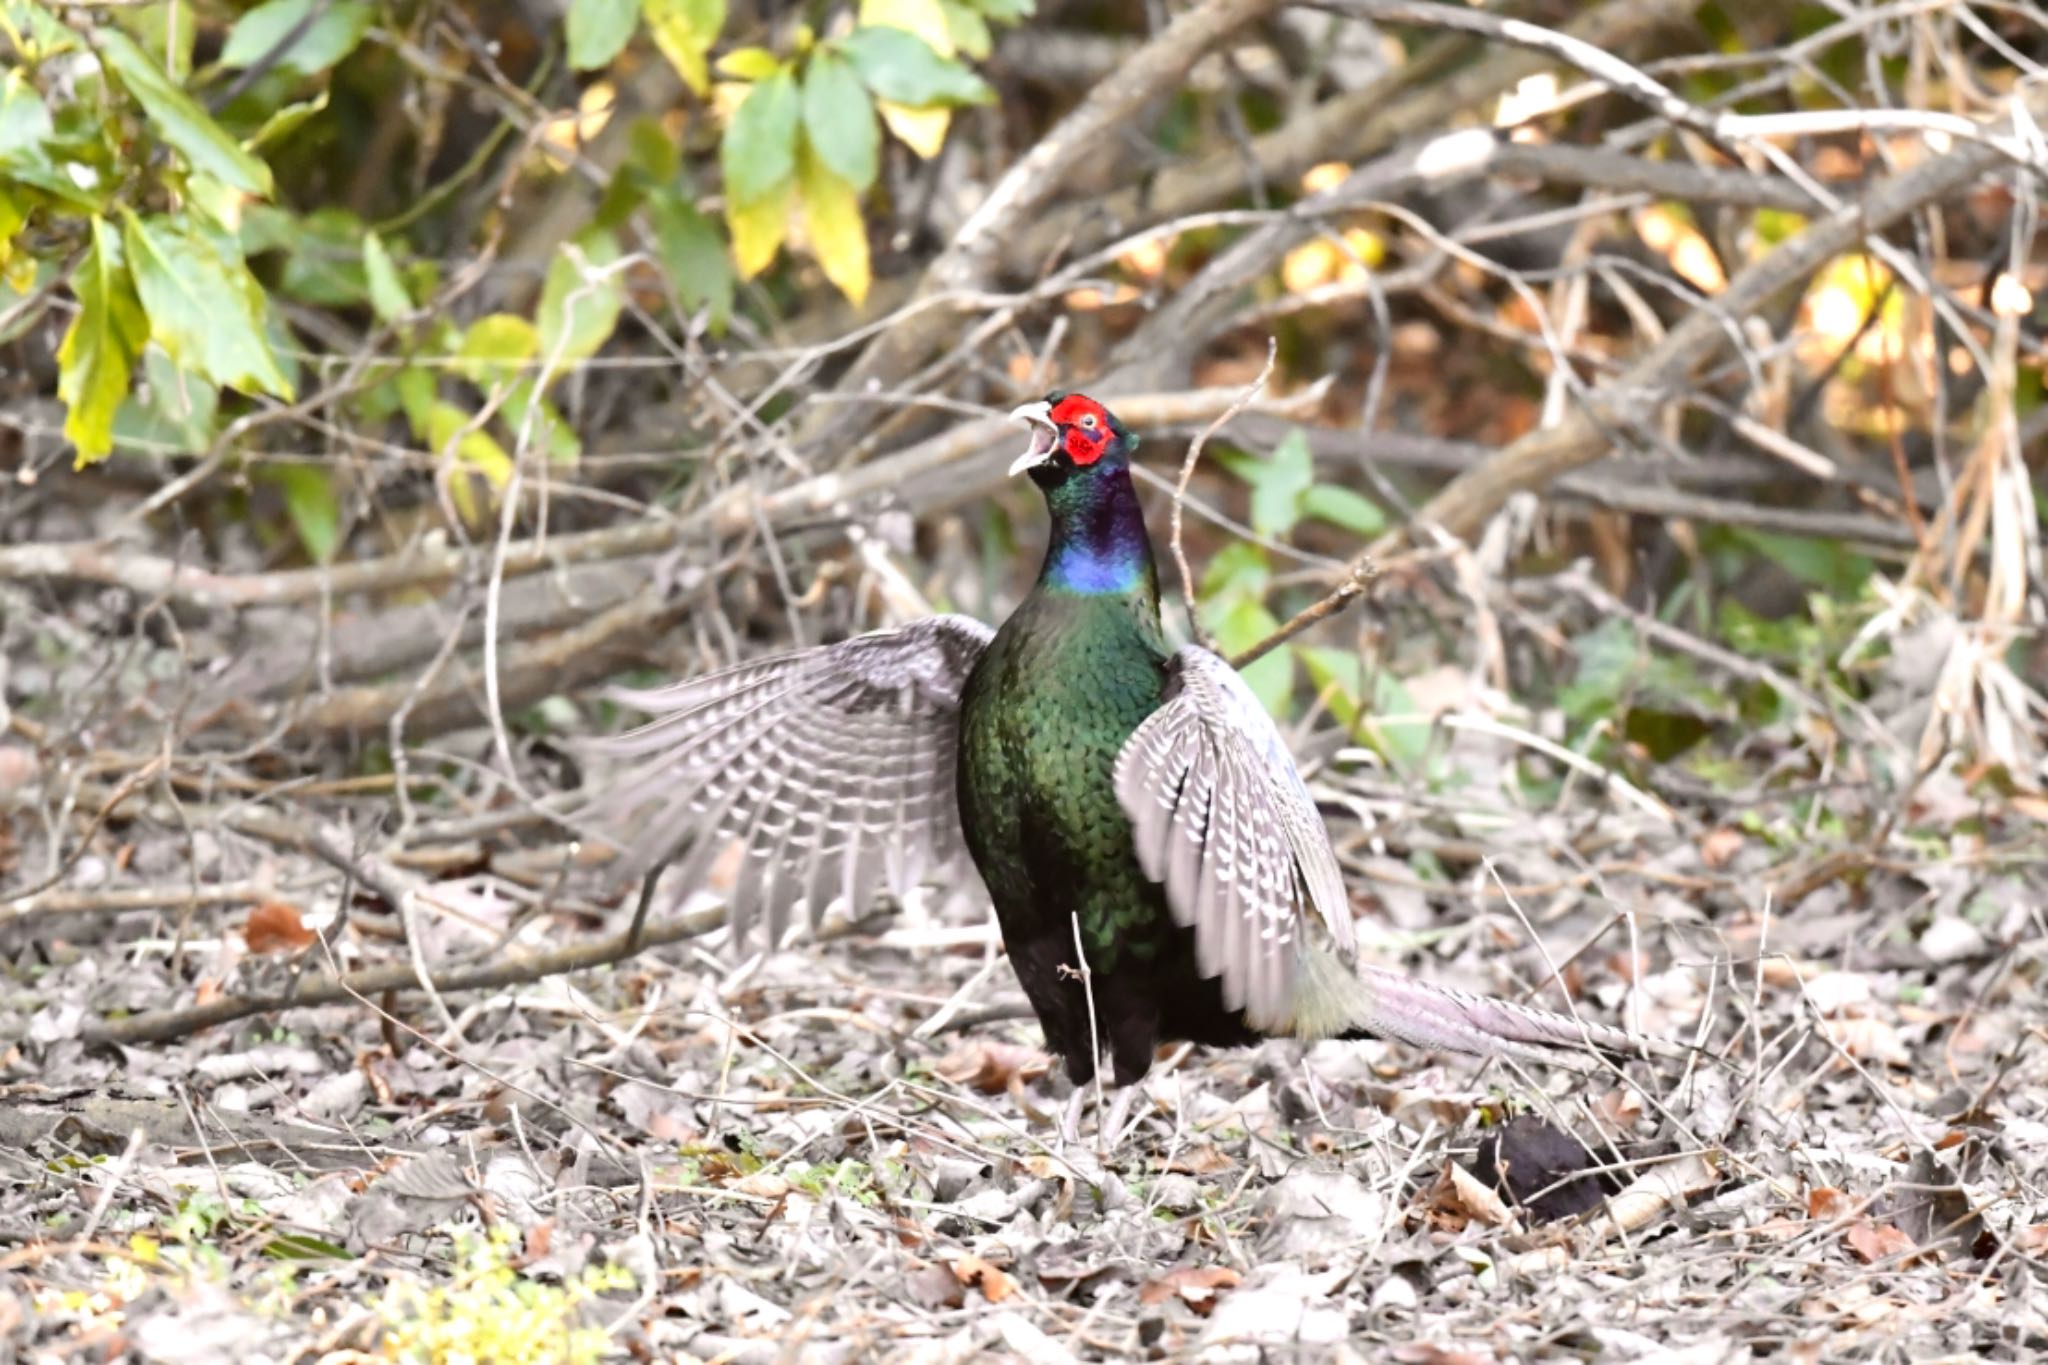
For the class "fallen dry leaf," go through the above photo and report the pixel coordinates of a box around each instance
[1162,1144,1234,1175]
[241,901,317,954]
[1138,1265,1240,1314]
[1845,1221,1917,1264]
[735,1172,792,1200]
[935,1040,1048,1094]
[1822,1015,1912,1067]
[1807,1187,1855,1221]
[1447,1160,1517,1228]
[1700,826,1746,868]
[950,1253,1014,1303]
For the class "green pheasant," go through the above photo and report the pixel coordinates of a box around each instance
[589,393,1659,1135]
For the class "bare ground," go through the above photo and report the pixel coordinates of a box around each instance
[4,546,2046,1363]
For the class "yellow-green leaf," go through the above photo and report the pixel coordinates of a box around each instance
[456,312,539,386]
[860,0,952,52]
[58,216,146,466]
[121,210,293,398]
[362,230,409,322]
[716,46,781,81]
[727,177,790,279]
[797,143,869,305]
[426,399,515,526]
[0,187,25,270]
[98,29,273,197]
[878,102,949,158]
[643,0,724,95]
[248,91,329,151]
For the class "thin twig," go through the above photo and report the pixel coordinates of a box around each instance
[1171,338,1277,652]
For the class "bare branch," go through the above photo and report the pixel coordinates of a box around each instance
[1171,340,1277,652]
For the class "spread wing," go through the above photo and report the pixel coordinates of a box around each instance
[579,615,993,942]
[1114,645,1354,1031]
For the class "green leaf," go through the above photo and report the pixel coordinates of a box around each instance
[502,382,582,464]
[722,70,799,206]
[649,191,733,331]
[1300,484,1386,537]
[642,0,723,94]
[1298,648,1363,729]
[127,0,196,81]
[1221,429,1313,539]
[1212,598,1291,719]
[1200,540,1270,602]
[535,229,622,376]
[796,140,869,304]
[220,0,372,77]
[122,210,292,398]
[268,463,341,562]
[361,230,409,322]
[276,207,369,305]
[57,216,146,465]
[97,29,273,196]
[838,26,992,107]
[113,345,219,455]
[801,51,879,192]
[1301,647,1431,769]
[567,0,638,70]
[0,67,53,161]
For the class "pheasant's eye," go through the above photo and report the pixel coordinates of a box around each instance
[1080,414,1099,430]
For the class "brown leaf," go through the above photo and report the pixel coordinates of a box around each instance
[935,1040,1048,1094]
[1162,1144,1233,1175]
[1390,1347,1499,1365]
[1807,1187,1854,1221]
[1447,1160,1517,1228]
[950,1253,1014,1303]
[241,901,317,954]
[1138,1265,1240,1313]
[1699,826,1745,868]
[1845,1221,1916,1264]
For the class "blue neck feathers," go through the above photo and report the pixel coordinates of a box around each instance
[1041,465,1158,598]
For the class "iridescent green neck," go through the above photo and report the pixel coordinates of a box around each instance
[1040,464,1159,601]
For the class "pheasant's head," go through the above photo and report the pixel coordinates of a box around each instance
[1007,392,1138,488]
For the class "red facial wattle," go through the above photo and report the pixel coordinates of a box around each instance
[1063,425,1109,465]
[1049,394,1111,466]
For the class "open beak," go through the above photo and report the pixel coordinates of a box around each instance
[1007,401,1058,477]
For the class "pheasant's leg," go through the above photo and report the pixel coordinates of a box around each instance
[623,858,671,951]
[1098,1085,1142,1154]
[1059,1087,1091,1147]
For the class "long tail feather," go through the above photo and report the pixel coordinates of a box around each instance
[1290,948,1683,1066]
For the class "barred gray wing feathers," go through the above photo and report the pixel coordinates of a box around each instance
[1114,645,1355,1032]
[581,615,993,942]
